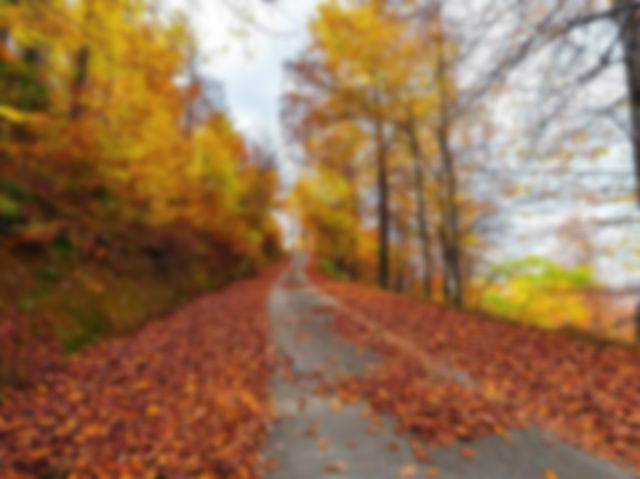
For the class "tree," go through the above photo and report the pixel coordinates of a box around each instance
[284,0,441,289]
[616,0,640,203]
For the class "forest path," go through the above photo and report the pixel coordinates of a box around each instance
[263,254,632,479]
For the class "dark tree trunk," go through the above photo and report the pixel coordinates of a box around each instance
[617,0,640,204]
[70,45,91,119]
[375,118,390,289]
[635,301,640,343]
[434,15,464,307]
[69,0,94,119]
[437,124,463,307]
[616,0,640,342]
[404,118,434,299]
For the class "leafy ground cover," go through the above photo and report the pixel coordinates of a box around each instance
[0,264,283,478]
[312,271,640,473]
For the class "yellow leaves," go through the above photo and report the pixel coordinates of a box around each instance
[311,0,424,92]
[588,146,610,160]
[0,104,32,124]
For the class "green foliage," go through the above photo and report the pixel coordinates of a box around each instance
[0,55,48,111]
[0,193,20,219]
[61,305,108,354]
[320,258,351,281]
[37,267,60,284]
[0,178,29,201]
[480,255,595,329]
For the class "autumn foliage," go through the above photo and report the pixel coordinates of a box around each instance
[0,264,282,478]
[285,0,639,341]
[0,0,281,382]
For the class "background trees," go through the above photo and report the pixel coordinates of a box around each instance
[285,0,640,341]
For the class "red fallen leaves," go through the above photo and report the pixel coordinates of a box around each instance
[0,265,283,478]
[459,446,476,459]
[317,276,640,471]
[339,357,521,447]
[0,313,64,387]
[324,461,348,473]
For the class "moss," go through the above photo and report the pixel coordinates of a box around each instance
[60,305,108,354]
[320,258,350,281]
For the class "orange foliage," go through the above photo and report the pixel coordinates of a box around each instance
[0,264,284,477]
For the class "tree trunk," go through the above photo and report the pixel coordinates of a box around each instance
[438,125,463,307]
[70,45,91,119]
[69,0,94,119]
[616,0,640,342]
[404,119,433,299]
[617,0,640,204]
[434,10,464,307]
[375,118,390,289]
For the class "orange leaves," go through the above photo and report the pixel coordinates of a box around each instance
[319,274,640,470]
[0,266,281,477]
[340,356,520,447]
[317,437,330,452]
[400,464,418,477]
[459,446,476,460]
[325,461,348,473]
[412,445,430,463]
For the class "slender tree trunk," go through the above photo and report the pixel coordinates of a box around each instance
[70,45,91,119]
[437,124,463,307]
[375,117,390,289]
[617,0,640,205]
[433,10,464,307]
[344,162,361,279]
[616,0,640,341]
[404,119,433,299]
[70,1,94,119]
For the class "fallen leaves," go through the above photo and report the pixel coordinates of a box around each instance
[318,437,330,451]
[315,272,640,471]
[400,464,417,477]
[339,356,521,447]
[304,420,319,437]
[412,445,430,463]
[0,265,282,478]
[459,446,476,460]
[325,461,348,473]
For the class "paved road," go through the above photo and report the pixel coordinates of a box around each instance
[263,255,633,479]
